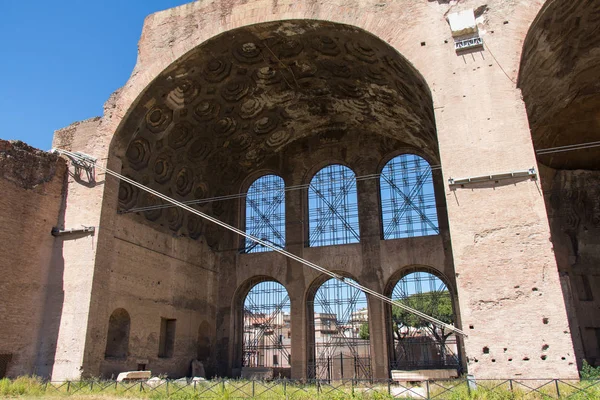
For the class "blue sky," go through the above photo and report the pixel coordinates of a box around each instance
[1,0,191,150]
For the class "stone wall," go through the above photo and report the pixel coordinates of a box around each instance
[50,118,221,379]
[39,0,582,380]
[218,131,455,379]
[95,215,220,379]
[542,167,600,367]
[0,140,66,377]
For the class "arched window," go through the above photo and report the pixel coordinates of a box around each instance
[245,175,285,253]
[380,154,439,239]
[105,308,131,359]
[197,321,211,361]
[389,271,459,371]
[308,277,371,381]
[308,165,359,247]
[242,281,291,370]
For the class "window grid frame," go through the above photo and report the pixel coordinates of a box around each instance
[307,164,360,247]
[244,174,286,253]
[380,154,439,240]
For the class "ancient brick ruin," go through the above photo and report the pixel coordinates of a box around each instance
[1,0,599,382]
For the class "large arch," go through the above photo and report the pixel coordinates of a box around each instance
[305,272,371,381]
[43,0,583,382]
[384,267,462,377]
[519,0,600,368]
[112,20,437,243]
[231,276,292,378]
[105,18,444,380]
[518,0,600,171]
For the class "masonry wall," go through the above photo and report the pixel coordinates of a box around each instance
[0,140,66,377]
[51,117,221,380]
[45,117,109,380]
[48,0,580,380]
[95,215,220,379]
[542,166,600,367]
[219,131,455,380]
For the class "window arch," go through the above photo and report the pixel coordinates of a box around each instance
[308,277,371,380]
[104,308,131,359]
[242,281,291,370]
[245,175,286,253]
[308,165,360,247]
[388,271,460,371]
[380,154,439,239]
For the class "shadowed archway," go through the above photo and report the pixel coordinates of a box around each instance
[519,0,600,368]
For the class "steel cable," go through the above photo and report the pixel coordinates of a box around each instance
[53,148,467,338]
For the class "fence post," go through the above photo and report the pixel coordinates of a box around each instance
[388,379,391,395]
[67,381,71,393]
[426,380,430,400]
[555,379,560,398]
[283,379,287,397]
[467,374,477,394]
[139,381,143,392]
[90,381,94,392]
[166,380,169,397]
[252,380,255,397]
[509,379,513,392]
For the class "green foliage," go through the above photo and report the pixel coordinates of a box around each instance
[581,360,600,380]
[391,290,454,347]
[0,376,46,397]
[359,322,370,340]
[391,290,453,329]
[1,376,600,399]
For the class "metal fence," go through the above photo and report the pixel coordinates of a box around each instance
[7,378,598,399]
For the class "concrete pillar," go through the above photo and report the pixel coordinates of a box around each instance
[284,172,308,380]
[356,170,389,380]
[288,286,307,380]
[434,68,579,378]
[50,118,106,380]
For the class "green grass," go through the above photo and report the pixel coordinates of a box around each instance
[1,377,600,399]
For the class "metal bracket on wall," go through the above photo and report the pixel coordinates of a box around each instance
[51,149,97,182]
[448,168,537,187]
[455,36,483,51]
[51,226,95,237]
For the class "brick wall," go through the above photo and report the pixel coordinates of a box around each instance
[0,140,66,377]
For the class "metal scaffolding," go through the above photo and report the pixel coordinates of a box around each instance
[242,281,292,370]
[389,271,460,372]
[308,165,360,247]
[308,278,371,381]
[245,175,286,253]
[380,154,439,239]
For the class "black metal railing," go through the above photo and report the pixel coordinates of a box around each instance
[2,377,600,398]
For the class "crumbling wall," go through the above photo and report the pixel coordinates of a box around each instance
[0,140,66,377]
[52,117,102,152]
[45,0,580,380]
[93,214,220,379]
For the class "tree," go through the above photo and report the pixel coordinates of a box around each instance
[391,290,454,362]
[359,322,369,340]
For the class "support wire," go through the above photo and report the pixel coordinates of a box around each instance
[52,148,467,338]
